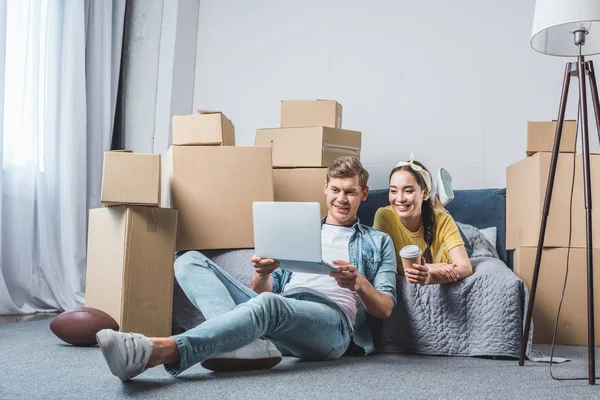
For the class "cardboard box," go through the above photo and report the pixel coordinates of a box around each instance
[255,127,361,167]
[172,110,235,146]
[273,168,328,218]
[527,120,577,156]
[164,146,274,250]
[101,151,161,206]
[281,100,343,129]
[506,152,600,249]
[85,206,177,337]
[515,246,600,345]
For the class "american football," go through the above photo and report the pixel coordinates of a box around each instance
[50,307,119,347]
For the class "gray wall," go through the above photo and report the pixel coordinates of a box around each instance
[192,0,600,190]
[121,0,600,190]
[119,0,199,156]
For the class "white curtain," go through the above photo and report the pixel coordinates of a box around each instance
[0,0,126,314]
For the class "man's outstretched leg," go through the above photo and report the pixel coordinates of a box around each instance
[96,251,280,380]
[96,291,350,381]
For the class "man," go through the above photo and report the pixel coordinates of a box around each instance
[96,156,398,381]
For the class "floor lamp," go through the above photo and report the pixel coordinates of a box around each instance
[519,0,600,385]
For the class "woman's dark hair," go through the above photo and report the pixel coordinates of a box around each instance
[389,160,436,263]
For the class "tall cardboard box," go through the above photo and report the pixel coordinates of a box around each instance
[280,100,343,129]
[506,152,600,249]
[255,127,361,167]
[165,146,274,250]
[85,206,178,337]
[172,110,235,146]
[515,246,600,345]
[273,168,328,218]
[101,151,161,206]
[526,120,577,156]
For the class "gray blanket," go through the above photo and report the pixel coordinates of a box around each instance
[373,257,532,358]
[172,252,533,359]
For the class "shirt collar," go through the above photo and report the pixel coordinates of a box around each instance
[321,216,365,234]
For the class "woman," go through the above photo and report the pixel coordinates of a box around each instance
[373,154,473,285]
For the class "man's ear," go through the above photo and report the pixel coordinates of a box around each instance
[361,186,369,201]
[323,180,328,195]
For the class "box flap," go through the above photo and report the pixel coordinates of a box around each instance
[197,110,222,115]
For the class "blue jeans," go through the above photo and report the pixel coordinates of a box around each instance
[165,251,352,375]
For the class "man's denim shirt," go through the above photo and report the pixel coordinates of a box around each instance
[270,217,398,356]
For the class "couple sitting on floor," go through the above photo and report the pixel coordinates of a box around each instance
[96,154,474,381]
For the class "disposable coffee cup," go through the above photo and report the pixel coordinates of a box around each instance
[399,245,422,282]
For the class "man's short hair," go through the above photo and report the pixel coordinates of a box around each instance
[326,156,369,189]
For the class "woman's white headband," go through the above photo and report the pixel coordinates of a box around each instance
[395,153,432,199]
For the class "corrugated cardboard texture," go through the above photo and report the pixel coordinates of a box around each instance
[171,146,274,250]
[526,120,577,156]
[172,112,235,146]
[506,153,600,249]
[85,207,127,326]
[101,152,161,206]
[85,206,177,338]
[255,127,361,167]
[122,206,177,337]
[273,168,328,218]
[515,246,600,345]
[280,100,343,129]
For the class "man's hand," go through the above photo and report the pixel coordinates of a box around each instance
[329,261,367,292]
[405,260,429,285]
[251,256,279,278]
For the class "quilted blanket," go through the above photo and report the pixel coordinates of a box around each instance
[372,256,532,358]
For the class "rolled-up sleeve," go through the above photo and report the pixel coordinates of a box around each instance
[270,268,285,294]
[372,235,398,306]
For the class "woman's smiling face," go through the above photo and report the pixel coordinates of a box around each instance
[389,170,428,219]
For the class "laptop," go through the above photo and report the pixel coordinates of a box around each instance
[252,201,338,275]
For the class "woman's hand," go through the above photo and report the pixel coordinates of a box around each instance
[431,263,460,282]
[405,257,429,285]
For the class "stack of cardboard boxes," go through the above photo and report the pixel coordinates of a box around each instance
[165,110,274,250]
[507,120,600,345]
[256,100,362,217]
[83,102,360,336]
[86,150,178,337]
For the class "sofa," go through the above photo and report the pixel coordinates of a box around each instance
[172,188,530,358]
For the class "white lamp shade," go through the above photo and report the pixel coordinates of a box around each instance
[531,0,600,56]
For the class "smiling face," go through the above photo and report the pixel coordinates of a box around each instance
[389,169,428,220]
[324,175,368,226]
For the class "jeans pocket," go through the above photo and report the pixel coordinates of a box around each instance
[323,341,351,361]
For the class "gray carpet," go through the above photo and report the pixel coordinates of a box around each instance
[2,319,600,400]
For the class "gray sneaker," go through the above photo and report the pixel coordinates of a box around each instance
[96,329,153,381]
[437,168,455,206]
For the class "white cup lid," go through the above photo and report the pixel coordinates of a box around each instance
[399,245,422,258]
